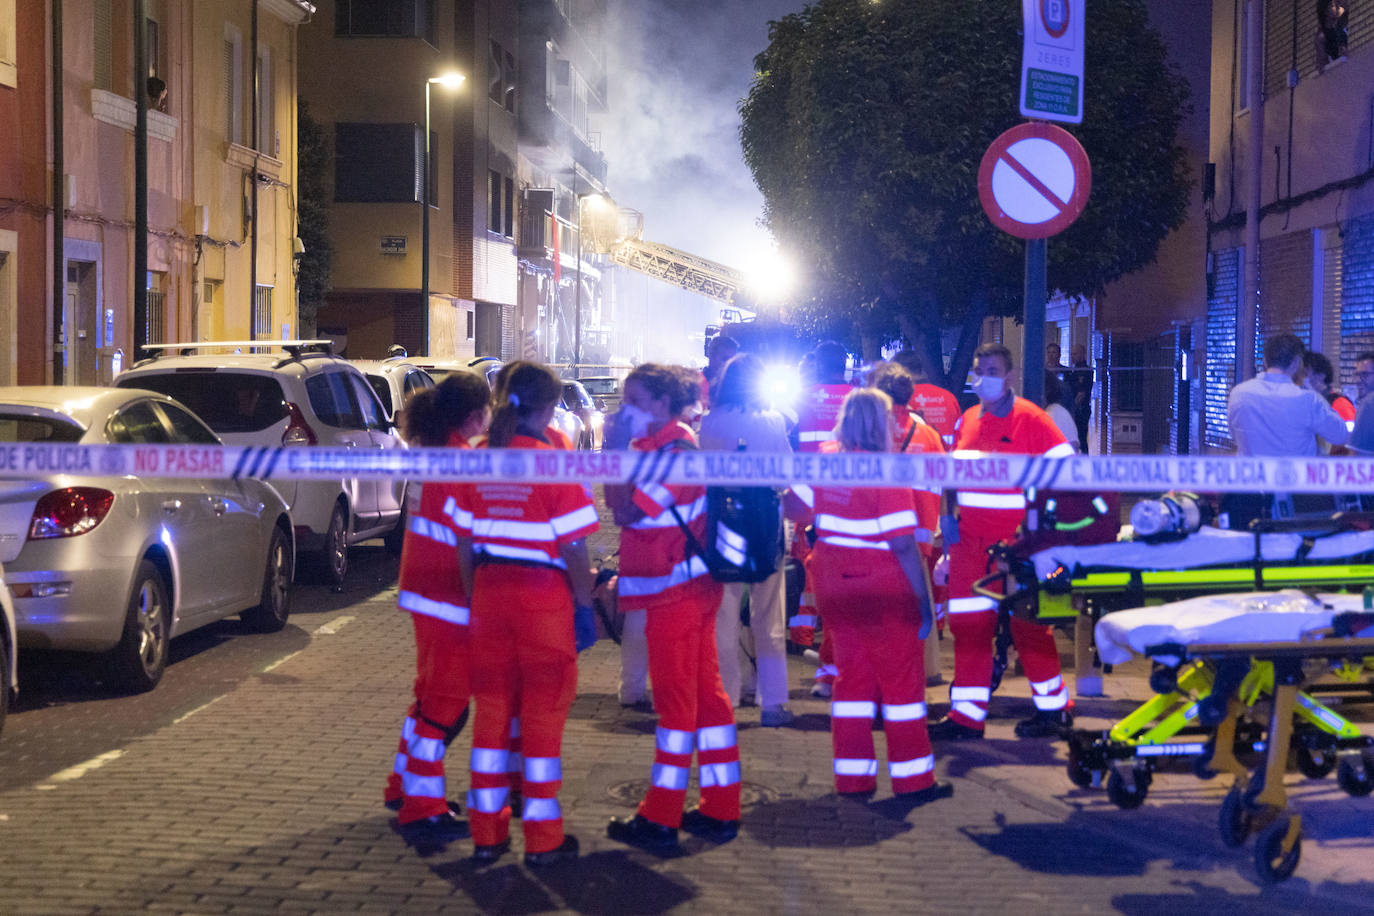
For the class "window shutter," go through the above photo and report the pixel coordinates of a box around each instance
[94,0,113,91]
[224,39,235,140]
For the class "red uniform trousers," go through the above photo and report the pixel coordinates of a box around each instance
[946,531,1068,730]
[385,613,471,824]
[468,566,577,854]
[638,579,742,828]
[813,550,934,794]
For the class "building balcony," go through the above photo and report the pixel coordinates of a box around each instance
[519,98,608,185]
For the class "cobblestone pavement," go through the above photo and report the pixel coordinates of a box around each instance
[0,502,1371,914]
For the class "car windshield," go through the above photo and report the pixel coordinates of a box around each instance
[118,372,289,433]
[0,413,85,443]
[581,378,618,396]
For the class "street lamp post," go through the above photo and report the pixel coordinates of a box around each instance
[422,71,465,357]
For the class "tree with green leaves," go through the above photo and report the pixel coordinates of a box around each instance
[296,99,332,337]
[740,0,1191,389]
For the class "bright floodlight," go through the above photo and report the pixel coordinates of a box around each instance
[761,362,802,412]
[745,245,797,301]
[580,193,607,211]
[429,71,466,88]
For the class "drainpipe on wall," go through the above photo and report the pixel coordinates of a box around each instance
[134,0,147,361]
[249,0,259,338]
[1240,0,1263,382]
[51,0,64,383]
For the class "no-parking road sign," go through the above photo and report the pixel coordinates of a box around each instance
[977,122,1091,240]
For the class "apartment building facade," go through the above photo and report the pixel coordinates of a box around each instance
[0,0,309,386]
[1205,0,1374,448]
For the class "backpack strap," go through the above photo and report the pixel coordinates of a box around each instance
[899,419,918,453]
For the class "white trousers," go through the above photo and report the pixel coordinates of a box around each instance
[618,609,650,704]
[716,569,789,709]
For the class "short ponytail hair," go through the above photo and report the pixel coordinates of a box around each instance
[487,361,561,448]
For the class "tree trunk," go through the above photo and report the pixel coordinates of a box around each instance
[944,291,990,395]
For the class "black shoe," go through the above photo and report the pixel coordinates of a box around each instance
[1014,710,1073,739]
[606,814,679,851]
[524,835,579,867]
[680,807,739,843]
[896,780,955,805]
[471,838,510,864]
[398,810,469,843]
[927,717,984,741]
[387,797,460,814]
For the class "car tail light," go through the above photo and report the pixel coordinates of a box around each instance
[28,487,116,540]
[282,401,317,446]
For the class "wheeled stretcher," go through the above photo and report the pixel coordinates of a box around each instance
[1104,601,1374,883]
[1064,591,1373,809]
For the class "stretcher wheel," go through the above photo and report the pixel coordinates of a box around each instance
[1106,769,1148,810]
[1192,755,1218,781]
[1148,666,1178,695]
[1295,745,1336,780]
[1254,816,1301,884]
[1218,787,1252,848]
[1066,745,1093,788]
[1336,756,1374,797]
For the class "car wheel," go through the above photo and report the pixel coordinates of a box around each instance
[242,526,293,632]
[383,496,408,557]
[311,502,350,590]
[108,560,170,693]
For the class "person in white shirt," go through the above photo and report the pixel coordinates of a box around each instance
[699,353,794,728]
[1227,333,1348,458]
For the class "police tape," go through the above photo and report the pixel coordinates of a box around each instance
[1,441,1373,495]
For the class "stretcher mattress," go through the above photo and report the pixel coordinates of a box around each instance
[1094,590,1366,666]
[1031,527,1374,583]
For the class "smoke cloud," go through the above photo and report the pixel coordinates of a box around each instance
[600,0,803,271]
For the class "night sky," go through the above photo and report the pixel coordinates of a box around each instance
[601,0,805,272]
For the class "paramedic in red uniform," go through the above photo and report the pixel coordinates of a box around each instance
[606,363,742,852]
[790,341,852,695]
[456,362,598,867]
[893,350,961,449]
[383,374,492,842]
[929,343,1078,741]
[787,389,953,803]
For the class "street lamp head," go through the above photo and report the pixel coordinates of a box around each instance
[428,71,466,89]
[580,193,607,211]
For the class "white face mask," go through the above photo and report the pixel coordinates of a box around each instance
[971,374,1005,401]
[619,403,653,439]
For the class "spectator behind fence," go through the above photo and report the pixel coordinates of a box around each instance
[1344,352,1374,455]
[1042,371,1080,453]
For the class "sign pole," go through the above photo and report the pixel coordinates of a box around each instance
[1023,238,1046,405]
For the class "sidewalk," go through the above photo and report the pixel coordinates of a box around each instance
[0,565,1371,914]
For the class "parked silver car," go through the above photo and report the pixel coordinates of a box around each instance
[117,341,407,589]
[0,387,295,693]
[351,357,436,422]
[0,563,15,739]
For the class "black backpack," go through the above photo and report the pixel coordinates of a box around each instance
[659,440,784,584]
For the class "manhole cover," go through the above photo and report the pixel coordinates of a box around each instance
[607,779,779,806]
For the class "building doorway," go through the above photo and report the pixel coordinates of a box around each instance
[61,261,100,386]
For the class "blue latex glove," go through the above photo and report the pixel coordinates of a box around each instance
[939,514,960,546]
[575,604,598,652]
